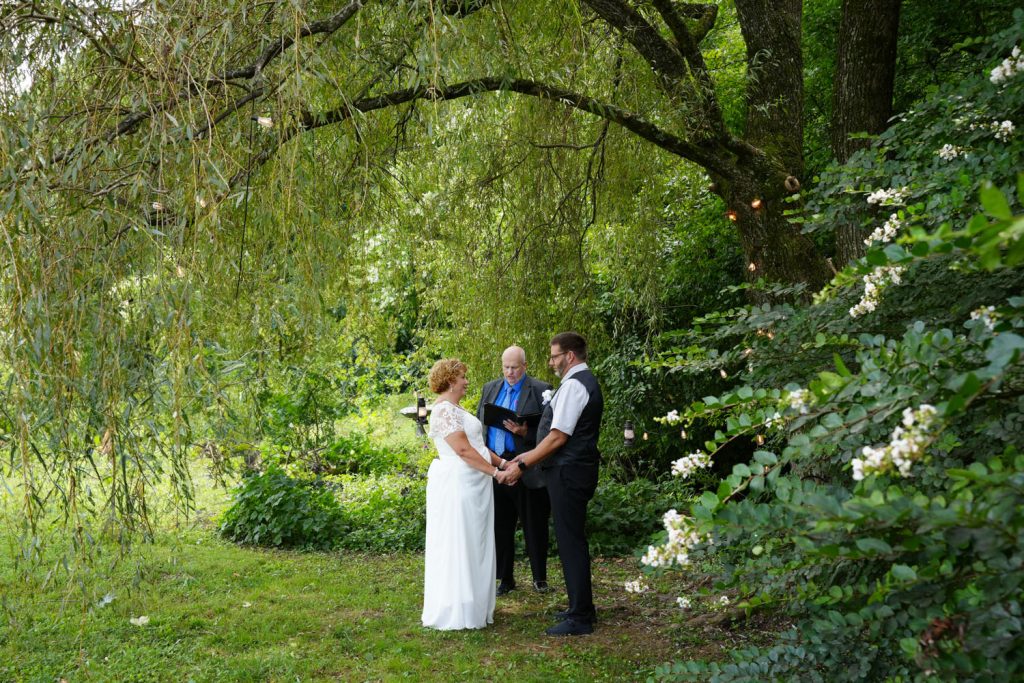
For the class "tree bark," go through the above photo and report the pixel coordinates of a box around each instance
[729,0,831,291]
[831,0,902,268]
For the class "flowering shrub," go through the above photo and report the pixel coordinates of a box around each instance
[645,20,1024,682]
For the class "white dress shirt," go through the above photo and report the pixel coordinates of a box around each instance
[548,363,591,436]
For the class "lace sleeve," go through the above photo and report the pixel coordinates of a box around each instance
[428,401,465,440]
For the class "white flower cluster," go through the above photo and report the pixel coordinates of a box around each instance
[671,451,712,479]
[624,578,649,594]
[676,596,691,609]
[864,213,903,246]
[970,305,998,331]
[994,120,1015,142]
[641,509,711,568]
[764,411,783,429]
[866,187,909,206]
[849,266,905,318]
[663,409,681,424]
[851,405,938,481]
[936,144,966,161]
[990,46,1023,85]
[787,389,810,415]
[718,596,731,607]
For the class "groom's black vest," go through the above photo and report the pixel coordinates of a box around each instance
[536,368,603,469]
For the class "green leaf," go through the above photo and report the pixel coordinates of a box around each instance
[891,564,917,582]
[980,181,1012,219]
[855,538,893,554]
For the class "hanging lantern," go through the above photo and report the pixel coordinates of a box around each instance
[624,421,635,447]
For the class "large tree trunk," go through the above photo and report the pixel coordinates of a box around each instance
[831,0,902,268]
[731,0,831,291]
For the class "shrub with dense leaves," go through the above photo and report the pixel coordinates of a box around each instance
[589,476,700,556]
[644,19,1024,682]
[219,465,347,549]
[333,473,427,552]
[319,432,413,475]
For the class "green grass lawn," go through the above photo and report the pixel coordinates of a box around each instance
[0,524,783,682]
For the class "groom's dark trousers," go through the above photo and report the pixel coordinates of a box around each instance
[544,462,598,620]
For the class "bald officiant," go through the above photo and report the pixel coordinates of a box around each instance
[477,345,552,596]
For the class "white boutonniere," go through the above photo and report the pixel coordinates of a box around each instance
[541,389,554,405]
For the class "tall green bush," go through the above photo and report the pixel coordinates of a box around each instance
[645,19,1024,681]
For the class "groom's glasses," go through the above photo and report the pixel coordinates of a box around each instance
[548,351,568,361]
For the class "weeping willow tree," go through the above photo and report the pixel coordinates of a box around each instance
[0,0,832,555]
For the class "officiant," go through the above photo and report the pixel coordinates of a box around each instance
[477,345,552,596]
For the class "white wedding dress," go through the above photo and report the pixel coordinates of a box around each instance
[421,400,496,630]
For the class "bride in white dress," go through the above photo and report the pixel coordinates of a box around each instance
[422,358,509,630]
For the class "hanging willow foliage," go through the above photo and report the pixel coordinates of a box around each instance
[0,0,723,561]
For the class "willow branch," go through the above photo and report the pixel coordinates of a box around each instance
[294,77,737,179]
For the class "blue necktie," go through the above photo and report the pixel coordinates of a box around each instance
[491,383,518,455]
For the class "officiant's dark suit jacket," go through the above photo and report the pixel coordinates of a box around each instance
[476,375,552,456]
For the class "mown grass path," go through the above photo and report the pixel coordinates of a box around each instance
[0,529,779,682]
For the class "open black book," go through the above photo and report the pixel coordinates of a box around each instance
[482,402,542,431]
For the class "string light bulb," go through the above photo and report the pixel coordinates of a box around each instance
[748,262,757,272]
[750,198,763,210]
[719,368,728,379]
[755,434,765,445]
[725,209,738,222]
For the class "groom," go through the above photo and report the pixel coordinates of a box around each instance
[501,331,604,636]
[476,345,552,597]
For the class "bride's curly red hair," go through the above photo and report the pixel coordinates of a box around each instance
[428,358,467,394]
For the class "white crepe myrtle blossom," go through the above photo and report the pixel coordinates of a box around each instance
[866,187,909,206]
[994,120,1015,142]
[865,213,903,246]
[764,411,783,429]
[851,405,938,481]
[936,144,966,161]
[787,389,810,415]
[662,409,681,424]
[718,596,731,607]
[677,596,692,609]
[671,451,712,479]
[990,45,1023,85]
[641,509,711,569]
[849,266,905,318]
[624,578,649,594]
[970,305,998,332]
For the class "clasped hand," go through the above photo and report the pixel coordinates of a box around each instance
[495,453,527,486]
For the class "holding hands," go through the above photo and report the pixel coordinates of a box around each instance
[496,452,529,486]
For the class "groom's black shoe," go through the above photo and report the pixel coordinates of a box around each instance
[546,618,594,636]
[533,580,550,593]
[496,581,516,596]
[553,609,597,623]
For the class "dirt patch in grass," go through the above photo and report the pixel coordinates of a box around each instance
[485,556,791,671]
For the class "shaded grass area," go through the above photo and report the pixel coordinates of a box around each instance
[0,528,783,682]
